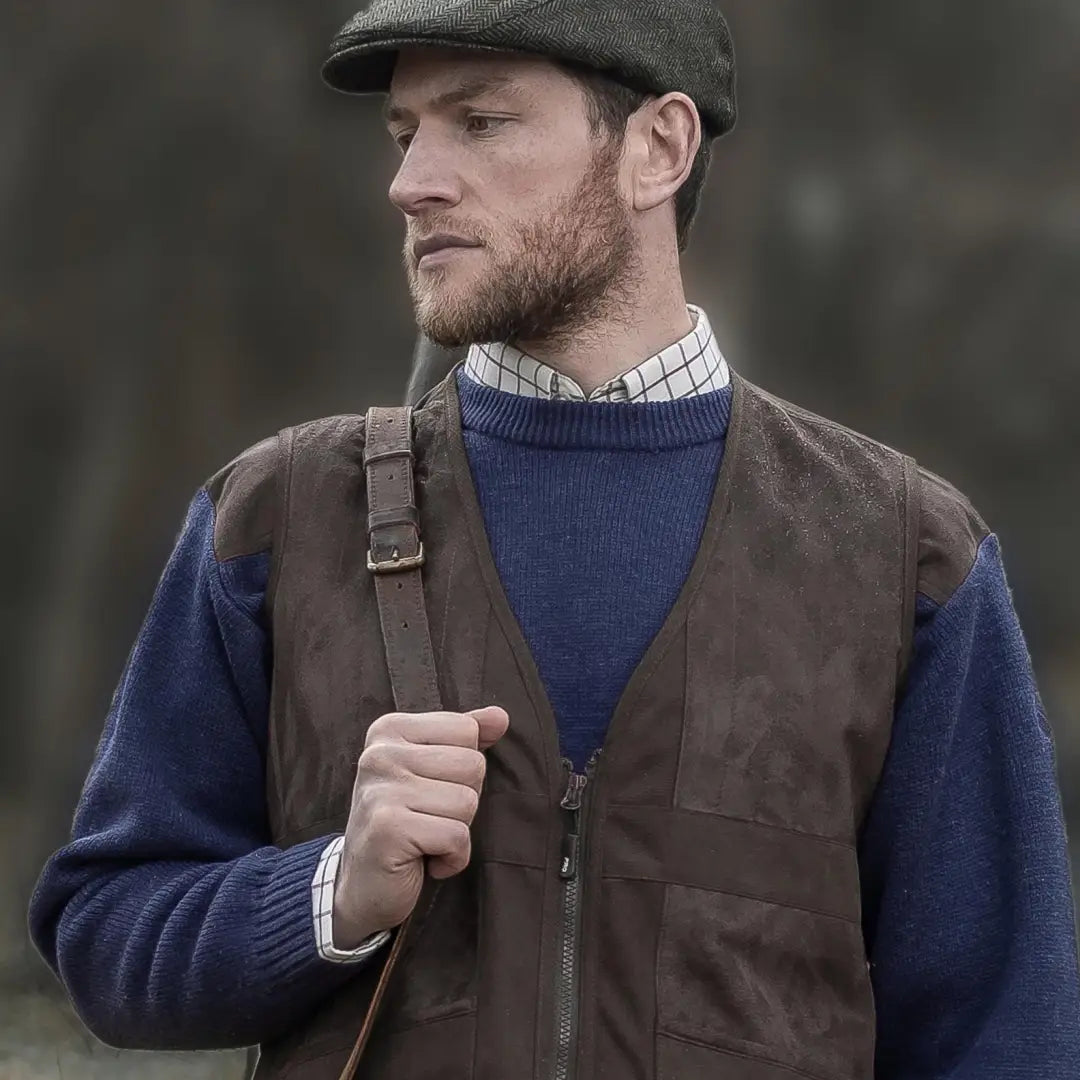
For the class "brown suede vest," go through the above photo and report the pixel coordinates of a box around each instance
[243,366,929,1080]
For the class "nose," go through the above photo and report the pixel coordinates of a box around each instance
[388,128,462,216]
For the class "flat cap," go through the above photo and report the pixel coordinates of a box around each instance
[322,0,736,139]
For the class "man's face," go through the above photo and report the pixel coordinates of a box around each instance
[384,48,643,350]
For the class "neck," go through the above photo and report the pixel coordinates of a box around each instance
[511,272,693,398]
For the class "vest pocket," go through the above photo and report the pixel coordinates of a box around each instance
[258,872,479,1079]
[266,1013,477,1080]
[379,868,480,1032]
[655,882,874,1080]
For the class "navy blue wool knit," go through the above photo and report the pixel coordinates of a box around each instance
[28,370,1080,1074]
[455,368,732,771]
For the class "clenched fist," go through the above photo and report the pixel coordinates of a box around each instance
[331,706,510,949]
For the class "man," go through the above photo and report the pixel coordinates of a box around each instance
[29,2,1080,1078]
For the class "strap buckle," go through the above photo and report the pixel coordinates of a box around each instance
[367,542,425,574]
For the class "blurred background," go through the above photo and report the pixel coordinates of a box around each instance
[2,1,1078,1075]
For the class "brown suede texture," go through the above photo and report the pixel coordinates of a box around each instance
[205,434,280,562]
[915,466,989,605]
[202,366,987,1079]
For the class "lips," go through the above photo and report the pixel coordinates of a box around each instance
[413,234,482,263]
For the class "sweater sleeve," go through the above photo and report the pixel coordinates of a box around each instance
[27,438,368,1051]
[859,469,1080,1078]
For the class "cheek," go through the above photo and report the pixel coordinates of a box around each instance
[479,154,586,219]
[473,124,591,204]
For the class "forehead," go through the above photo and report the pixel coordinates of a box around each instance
[384,46,573,120]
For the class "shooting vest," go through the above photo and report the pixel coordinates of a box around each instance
[224,364,931,1079]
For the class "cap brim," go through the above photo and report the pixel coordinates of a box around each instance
[322,38,548,94]
[321,35,731,138]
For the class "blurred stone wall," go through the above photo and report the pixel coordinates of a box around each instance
[2,1,1077,1074]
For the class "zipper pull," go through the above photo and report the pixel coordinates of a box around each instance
[559,832,580,879]
[561,770,587,810]
[559,766,588,879]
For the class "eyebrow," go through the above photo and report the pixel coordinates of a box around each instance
[382,74,522,127]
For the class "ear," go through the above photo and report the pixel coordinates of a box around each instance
[629,93,701,214]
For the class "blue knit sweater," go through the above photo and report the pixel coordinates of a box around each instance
[29,370,1080,1075]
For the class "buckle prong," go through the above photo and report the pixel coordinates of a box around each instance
[367,542,425,574]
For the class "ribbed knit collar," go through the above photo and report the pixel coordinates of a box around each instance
[455,365,733,451]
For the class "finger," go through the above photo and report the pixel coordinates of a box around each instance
[427,855,466,881]
[370,712,482,750]
[404,810,472,878]
[468,706,510,750]
[401,777,480,825]
[394,743,487,792]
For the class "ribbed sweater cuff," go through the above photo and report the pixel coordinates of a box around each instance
[252,835,358,987]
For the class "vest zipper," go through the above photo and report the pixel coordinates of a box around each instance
[553,750,599,1080]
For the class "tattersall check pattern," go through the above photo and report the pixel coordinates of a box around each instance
[312,303,727,961]
[312,835,390,962]
[462,304,729,402]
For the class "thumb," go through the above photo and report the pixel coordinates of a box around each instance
[469,705,510,750]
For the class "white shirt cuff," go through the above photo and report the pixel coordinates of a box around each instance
[311,835,391,963]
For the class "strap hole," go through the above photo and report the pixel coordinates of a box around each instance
[402,621,408,629]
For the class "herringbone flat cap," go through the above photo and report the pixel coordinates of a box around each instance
[323,0,736,138]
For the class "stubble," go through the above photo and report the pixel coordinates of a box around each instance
[404,139,643,352]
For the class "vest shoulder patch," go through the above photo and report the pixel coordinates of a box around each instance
[915,465,989,605]
[203,434,280,562]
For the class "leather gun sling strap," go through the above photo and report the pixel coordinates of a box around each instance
[337,406,444,1080]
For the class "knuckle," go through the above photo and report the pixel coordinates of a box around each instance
[364,714,390,744]
[353,778,378,817]
[366,801,399,839]
[359,741,398,778]
[366,711,405,744]
[356,745,378,777]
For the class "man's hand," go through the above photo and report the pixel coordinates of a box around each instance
[332,706,510,949]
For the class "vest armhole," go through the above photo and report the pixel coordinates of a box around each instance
[896,454,922,693]
[265,424,296,614]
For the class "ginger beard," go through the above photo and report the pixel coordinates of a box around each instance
[403,138,643,351]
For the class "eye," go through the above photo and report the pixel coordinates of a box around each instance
[394,131,415,152]
[464,114,507,137]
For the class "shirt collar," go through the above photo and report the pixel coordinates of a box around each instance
[462,304,730,403]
